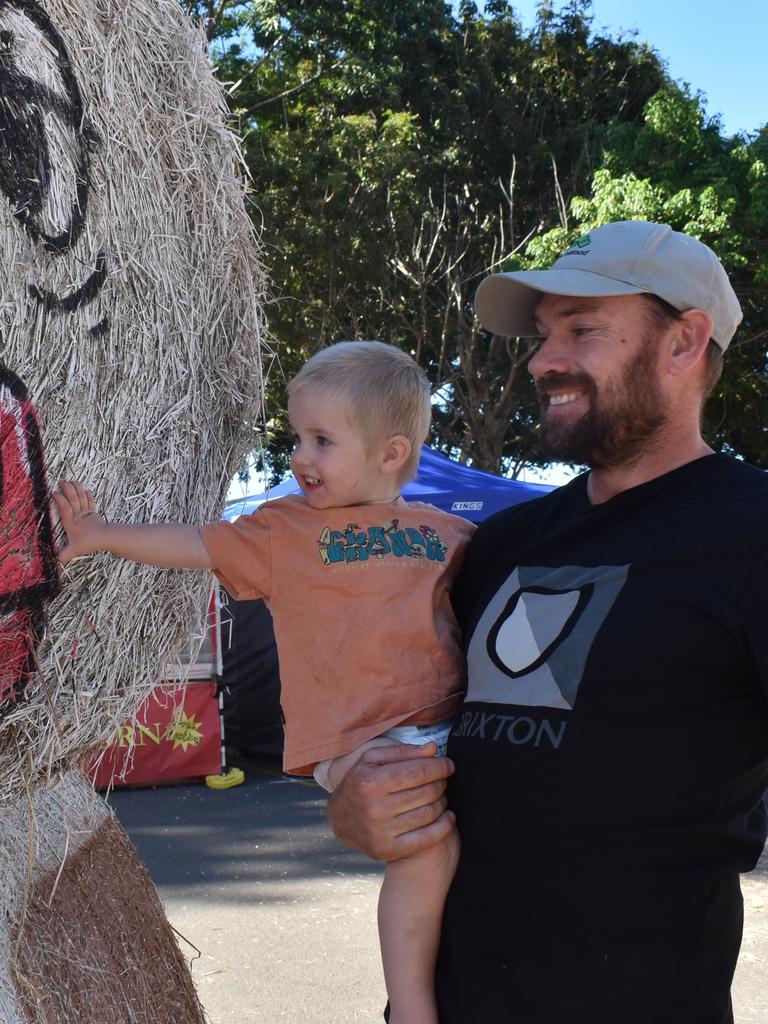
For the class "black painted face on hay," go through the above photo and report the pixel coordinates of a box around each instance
[0,0,108,329]
[0,366,60,713]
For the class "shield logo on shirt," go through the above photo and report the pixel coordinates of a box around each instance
[488,584,593,677]
[467,564,628,710]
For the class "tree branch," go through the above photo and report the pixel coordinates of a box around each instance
[245,60,345,111]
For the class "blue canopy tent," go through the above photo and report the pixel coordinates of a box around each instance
[224,445,552,523]
[399,445,552,520]
[219,448,554,762]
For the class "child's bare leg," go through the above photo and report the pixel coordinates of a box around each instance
[324,738,459,1024]
[379,824,459,1024]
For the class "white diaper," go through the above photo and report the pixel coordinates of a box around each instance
[381,719,453,756]
[313,718,453,791]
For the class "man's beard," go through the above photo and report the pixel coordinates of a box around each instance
[536,341,669,469]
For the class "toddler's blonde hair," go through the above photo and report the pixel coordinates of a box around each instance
[288,341,431,482]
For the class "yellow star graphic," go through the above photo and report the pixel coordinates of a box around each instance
[166,710,205,752]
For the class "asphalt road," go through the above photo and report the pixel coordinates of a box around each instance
[109,761,768,1024]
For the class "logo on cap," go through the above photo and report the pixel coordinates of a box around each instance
[562,233,592,258]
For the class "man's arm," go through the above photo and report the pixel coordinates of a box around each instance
[53,480,212,569]
[327,742,455,861]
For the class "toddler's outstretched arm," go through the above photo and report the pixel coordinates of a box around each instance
[53,480,212,570]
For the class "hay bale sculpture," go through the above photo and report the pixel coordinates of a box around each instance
[0,0,265,1019]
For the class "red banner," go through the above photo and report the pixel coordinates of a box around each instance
[88,681,222,787]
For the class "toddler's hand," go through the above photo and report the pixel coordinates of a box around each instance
[53,481,106,564]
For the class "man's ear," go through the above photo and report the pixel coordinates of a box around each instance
[666,309,714,376]
[380,435,412,476]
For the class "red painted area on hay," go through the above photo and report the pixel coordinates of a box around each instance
[0,611,35,694]
[0,390,45,593]
[0,372,59,706]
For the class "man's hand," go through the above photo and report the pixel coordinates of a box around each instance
[327,742,455,861]
[53,480,108,564]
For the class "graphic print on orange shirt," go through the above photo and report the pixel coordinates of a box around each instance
[317,517,449,566]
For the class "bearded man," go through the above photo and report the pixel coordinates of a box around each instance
[328,221,768,1024]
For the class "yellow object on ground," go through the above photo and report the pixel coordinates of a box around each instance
[205,767,245,790]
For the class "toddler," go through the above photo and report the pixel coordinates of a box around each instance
[55,341,474,1024]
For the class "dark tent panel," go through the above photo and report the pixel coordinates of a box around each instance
[220,596,283,760]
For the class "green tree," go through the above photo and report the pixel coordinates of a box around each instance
[527,85,768,466]
[181,1,765,476]
[374,0,667,472]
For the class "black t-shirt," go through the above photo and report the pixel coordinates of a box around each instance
[436,454,768,1024]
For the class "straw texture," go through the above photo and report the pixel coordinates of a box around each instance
[0,770,207,1023]
[0,0,267,800]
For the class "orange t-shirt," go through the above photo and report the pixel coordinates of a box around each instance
[201,495,474,774]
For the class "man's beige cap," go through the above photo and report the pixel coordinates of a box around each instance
[474,220,742,351]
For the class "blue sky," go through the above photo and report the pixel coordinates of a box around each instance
[508,0,766,137]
